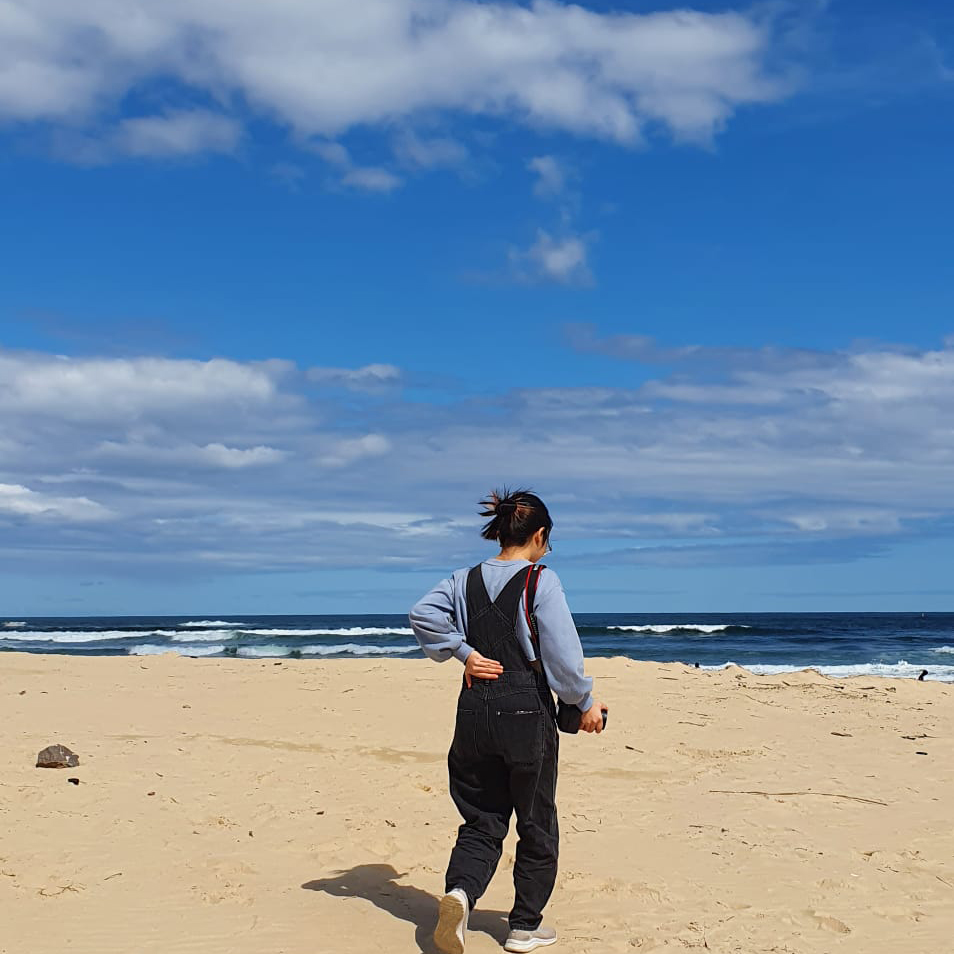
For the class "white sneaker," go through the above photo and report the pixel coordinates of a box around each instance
[504,925,558,952]
[434,888,469,954]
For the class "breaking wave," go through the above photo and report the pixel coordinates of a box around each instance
[123,643,419,658]
[128,644,226,657]
[239,627,415,637]
[180,620,249,627]
[608,624,749,635]
[704,659,954,683]
[2,629,138,643]
[169,629,235,642]
[237,643,418,657]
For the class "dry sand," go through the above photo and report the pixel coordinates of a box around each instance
[2,652,952,954]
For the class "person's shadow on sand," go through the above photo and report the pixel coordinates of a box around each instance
[303,864,509,953]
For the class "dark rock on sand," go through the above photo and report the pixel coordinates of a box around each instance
[36,744,79,768]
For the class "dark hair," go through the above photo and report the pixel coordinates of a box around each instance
[479,487,552,548]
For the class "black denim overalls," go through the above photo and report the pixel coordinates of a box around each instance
[444,563,559,931]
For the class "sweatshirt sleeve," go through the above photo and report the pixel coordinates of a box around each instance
[533,569,594,712]
[409,574,473,664]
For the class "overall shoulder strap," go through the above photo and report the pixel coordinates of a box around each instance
[522,563,546,645]
[465,564,492,614]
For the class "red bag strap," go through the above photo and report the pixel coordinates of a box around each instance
[523,563,545,645]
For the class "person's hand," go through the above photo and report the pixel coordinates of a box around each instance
[580,701,608,734]
[464,651,504,688]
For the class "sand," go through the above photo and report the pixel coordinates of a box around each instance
[2,652,952,954]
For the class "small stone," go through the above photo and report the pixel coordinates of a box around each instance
[36,744,79,769]
[67,778,80,785]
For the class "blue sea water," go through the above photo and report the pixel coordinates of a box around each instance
[2,612,954,682]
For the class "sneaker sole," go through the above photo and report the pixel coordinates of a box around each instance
[434,893,467,954]
[504,936,558,953]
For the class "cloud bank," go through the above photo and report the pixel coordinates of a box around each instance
[1,334,953,577]
[2,0,793,159]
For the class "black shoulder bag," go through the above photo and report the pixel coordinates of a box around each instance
[523,564,584,734]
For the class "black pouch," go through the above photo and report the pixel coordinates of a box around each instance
[556,701,582,734]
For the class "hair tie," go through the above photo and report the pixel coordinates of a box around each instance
[497,500,516,515]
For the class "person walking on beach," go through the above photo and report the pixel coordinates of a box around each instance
[410,489,607,954]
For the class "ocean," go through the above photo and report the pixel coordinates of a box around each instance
[2,612,954,682]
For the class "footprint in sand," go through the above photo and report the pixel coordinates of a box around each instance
[627,936,659,950]
[804,910,851,934]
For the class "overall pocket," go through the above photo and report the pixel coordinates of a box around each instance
[450,708,479,759]
[492,695,545,765]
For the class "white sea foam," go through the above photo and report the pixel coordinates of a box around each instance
[3,621,26,628]
[704,660,954,683]
[1,629,136,643]
[608,624,746,635]
[181,620,248,627]
[128,644,225,657]
[240,627,415,637]
[238,643,418,658]
[931,646,954,655]
[169,629,235,642]
[304,643,418,656]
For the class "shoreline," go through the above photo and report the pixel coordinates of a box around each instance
[4,652,953,953]
[5,612,954,686]
[4,647,953,684]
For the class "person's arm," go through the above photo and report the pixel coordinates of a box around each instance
[409,575,473,663]
[410,575,504,685]
[533,570,595,712]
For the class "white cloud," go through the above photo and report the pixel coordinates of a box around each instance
[96,441,286,469]
[318,434,392,468]
[393,130,468,170]
[308,363,401,389]
[510,229,592,284]
[310,140,402,192]
[0,482,111,522]
[0,351,286,421]
[0,1,793,156]
[341,167,403,193]
[311,140,351,167]
[528,155,569,197]
[113,108,242,158]
[776,510,907,534]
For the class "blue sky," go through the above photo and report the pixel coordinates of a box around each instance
[1,0,953,615]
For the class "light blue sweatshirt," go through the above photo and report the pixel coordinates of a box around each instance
[409,558,594,712]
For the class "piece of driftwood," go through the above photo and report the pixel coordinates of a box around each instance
[709,789,888,806]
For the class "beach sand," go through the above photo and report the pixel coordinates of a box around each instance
[2,652,952,954]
